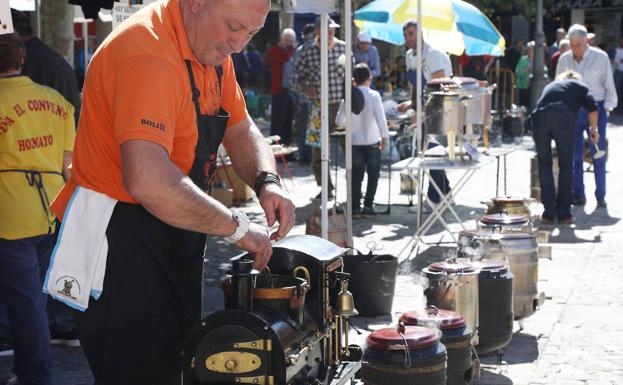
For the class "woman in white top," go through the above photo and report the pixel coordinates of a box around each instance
[336,63,389,217]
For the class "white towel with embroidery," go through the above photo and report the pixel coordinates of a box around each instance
[44,186,117,311]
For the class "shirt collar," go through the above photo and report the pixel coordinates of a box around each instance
[0,75,33,86]
[573,47,590,63]
[165,0,199,64]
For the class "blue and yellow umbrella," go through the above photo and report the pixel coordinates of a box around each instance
[354,0,506,56]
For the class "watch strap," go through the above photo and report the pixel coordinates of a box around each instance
[254,171,281,197]
[224,209,250,244]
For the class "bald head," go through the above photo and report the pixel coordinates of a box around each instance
[182,0,270,66]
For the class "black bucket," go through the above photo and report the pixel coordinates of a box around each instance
[343,253,398,316]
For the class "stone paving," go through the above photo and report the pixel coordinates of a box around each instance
[2,115,622,385]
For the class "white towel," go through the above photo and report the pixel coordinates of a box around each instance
[44,186,117,311]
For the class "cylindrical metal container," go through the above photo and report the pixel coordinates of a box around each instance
[362,324,447,385]
[484,196,531,217]
[478,213,532,233]
[472,262,514,355]
[424,91,466,137]
[422,260,479,334]
[457,231,540,320]
[400,308,473,385]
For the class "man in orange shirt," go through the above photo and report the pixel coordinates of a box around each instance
[49,0,294,383]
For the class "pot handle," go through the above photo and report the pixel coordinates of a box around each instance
[293,266,311,286]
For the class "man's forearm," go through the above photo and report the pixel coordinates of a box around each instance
[121,141,236,237]
[223,115,277,188]
[588,110,598,130]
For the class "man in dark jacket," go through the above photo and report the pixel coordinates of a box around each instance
[532,70,599,224]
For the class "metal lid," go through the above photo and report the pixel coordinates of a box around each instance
[427,259,476,273]
[367,324,439,350]
[473,261,509,274]
[480,213,529,225]
[492,196,527,205]
[400,307,466,330]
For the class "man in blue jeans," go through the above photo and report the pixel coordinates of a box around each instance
[555,24,617,207]
[0,33,75,385]
[532,70,599,224]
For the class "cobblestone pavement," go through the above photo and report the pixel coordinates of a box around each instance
[2,115,622,384]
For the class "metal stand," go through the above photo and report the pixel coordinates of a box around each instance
[392,156,493,260]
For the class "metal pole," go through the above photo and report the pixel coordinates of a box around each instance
[82,21,89,75]
[530,0,547,109]
[321,12,329,240]
[414,0,423,157]
[345,0,353,249]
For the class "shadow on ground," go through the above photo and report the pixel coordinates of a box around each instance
[480,332,539,366]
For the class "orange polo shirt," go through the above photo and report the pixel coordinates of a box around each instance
[51,0,247,220]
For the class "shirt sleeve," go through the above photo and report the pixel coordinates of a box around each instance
[372,91,389,139]
[221,57,248,127]
[63,101,76,152]
[112,56,181,154]
[602,54,618,111]
[427,51,447,74]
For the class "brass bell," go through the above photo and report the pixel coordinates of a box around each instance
[335,281,358,317]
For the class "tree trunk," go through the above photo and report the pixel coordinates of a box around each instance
[40,0,74,65]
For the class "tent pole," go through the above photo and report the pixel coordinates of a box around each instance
[345,0,353,249]
[321,12,329,240]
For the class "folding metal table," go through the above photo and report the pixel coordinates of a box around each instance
[391,155,494,260]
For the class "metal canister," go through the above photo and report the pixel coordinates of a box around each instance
[400,308,473,385]
[473,261,514,355]
[362,324,447,385]
[422,260,479,334]
[457,231,541,320]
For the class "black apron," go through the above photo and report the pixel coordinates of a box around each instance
[0,169,63,234]
[184,60,230,191]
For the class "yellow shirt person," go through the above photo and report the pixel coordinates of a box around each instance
[0,75,75,239]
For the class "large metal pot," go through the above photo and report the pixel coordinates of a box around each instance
[457,231,542,320]
[362,324,447,385]
[400,308,474,385]
[422,259,479,334]
[424,91,466,137]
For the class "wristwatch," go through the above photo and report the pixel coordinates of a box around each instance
[224,209,251,244]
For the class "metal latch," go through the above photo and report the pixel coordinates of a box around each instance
[234,339,272,351]
[205,351,261,374]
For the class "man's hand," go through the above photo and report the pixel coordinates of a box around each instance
[258,184,295,242]
[590,128,600,145]
[397,100,412,113]
[234,223,273,270]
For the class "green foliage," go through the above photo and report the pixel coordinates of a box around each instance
[465,0,558,19]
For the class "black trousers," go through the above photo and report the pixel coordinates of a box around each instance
[74,203,206,385]
[270,90,295,145]
[353,144,381,210]
[532,105,575,220]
